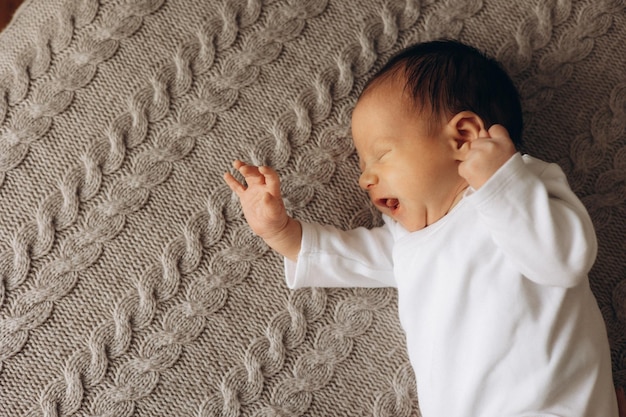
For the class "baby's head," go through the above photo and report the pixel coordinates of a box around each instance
[351,40,522,231]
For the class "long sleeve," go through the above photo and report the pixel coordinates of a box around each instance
[284,221,397,289]
[466,153,597,288]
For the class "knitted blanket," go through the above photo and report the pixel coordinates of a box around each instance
[1,0,625,415]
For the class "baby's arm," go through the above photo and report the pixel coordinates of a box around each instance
[223,160,301,262]
[224,160,396,289]
[459,126,597,287]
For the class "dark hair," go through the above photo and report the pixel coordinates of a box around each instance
[363,40,523,147]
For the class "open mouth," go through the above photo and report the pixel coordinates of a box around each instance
[377,198,400,213]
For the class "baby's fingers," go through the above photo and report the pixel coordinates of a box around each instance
[223,171,245,194]
[235,160,267,186]
[487,124,509,140]
[259,166,281,196]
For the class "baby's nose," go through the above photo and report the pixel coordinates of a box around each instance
[359,170,377,190]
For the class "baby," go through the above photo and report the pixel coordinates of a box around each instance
[224,40,618,416]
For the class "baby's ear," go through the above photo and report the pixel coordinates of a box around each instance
[446,111,488,150]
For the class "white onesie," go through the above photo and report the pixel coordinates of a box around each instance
[285,154,618,417]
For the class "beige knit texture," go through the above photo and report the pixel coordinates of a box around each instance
[0,0,624,416]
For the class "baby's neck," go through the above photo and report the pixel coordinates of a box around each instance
[447,183,470,214]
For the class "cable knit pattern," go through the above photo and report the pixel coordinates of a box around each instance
[0,0,99,125]
[0,0,270,321]
[518,0,626,113]
[197,287,328,417]
[0,0,168,309]
[1,1,625,416]
[496,0,572,76]
[4,0,320,414]
[0,0,274,370]
[374,363,418,417]
[251,288,394,417]
[0,0,165,189]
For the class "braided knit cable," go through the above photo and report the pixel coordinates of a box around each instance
[2,85,218,381]
[83,220,265,417]
[201,116,354,417]
[195,287,328,417]
[24,193,228,417]
[496,0,572,76]
[0,0,164,189]
[0,0,276,376]
[373,363,419,417]
[17,1,327,415]
[419,0,485,40]
[0,0,265,312]
[78,4,331,415]
[577,80,626,231]
[250,288,393,417]
[203,112,353,417]
[586,142,626,228]
[519,0,626,113]
[0,0,99,126]
[565,81,626,198]
[0,0,167,311]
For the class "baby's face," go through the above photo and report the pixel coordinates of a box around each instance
[351,79,467,232]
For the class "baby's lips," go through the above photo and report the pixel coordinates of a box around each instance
[374,197,399,210]
[386,198,399,208]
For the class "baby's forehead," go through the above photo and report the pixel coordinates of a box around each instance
[352,83,448,146]
[358,73,436,116]
[354,84,439,128]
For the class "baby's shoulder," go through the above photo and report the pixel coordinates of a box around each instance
[521,154,566,180]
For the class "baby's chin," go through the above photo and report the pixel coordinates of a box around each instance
[395,208,446,232]
[400,220,428,232]
[385,211,428,232]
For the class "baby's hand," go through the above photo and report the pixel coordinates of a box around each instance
[457,124,517,189]
[224,160,290,240]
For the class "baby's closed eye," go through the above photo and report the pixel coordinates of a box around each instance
[358,148,391,171]
[376,149,391,161]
